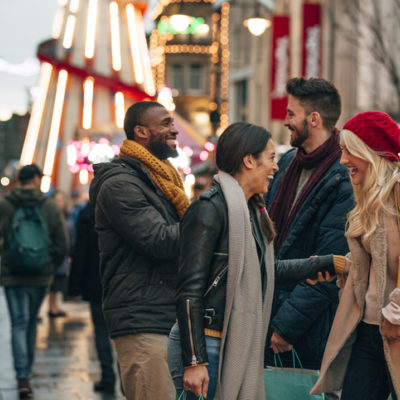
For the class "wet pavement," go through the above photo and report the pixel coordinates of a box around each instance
[0,288,124,400]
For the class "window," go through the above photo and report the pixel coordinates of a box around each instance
[172,64,184,93]
[236,80,248,122]
[189,64,203,91]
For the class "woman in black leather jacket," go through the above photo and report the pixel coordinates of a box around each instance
[167,122,336,400]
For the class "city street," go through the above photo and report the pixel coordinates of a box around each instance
[0,288,124,400]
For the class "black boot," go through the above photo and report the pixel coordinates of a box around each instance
[93,376,115,394]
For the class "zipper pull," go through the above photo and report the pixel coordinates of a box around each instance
[191,355,198,366]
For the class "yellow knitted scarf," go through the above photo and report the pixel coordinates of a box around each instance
[120,139,190,218]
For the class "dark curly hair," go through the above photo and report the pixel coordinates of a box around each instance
[286,77,341,131]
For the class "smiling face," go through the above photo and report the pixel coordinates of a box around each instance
[340,142,370,186]
[249,139,279,195]
[284,95,311,148]
[141,106,179,159]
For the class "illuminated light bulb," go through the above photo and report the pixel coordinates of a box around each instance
[63,15,76,48]
[169,14,192,33]
[43,69,68,182]
[67,143,78,166]
[110,2,122,71]
[52,7,65,39]
[82,77,94,129]
[0,109,12,121]
[79,168,89,185]
[243,18,271,36]
[1,177,10,186]
[183,146,194,157]
[196,24,210,35]
[41,175,52,193]
[204,142,215,152]
[185,174,195,186]
[115,92,125,128]
[199,150,209,161]
[20,63,53,165]
[126,4,144,84]
[85,0,98,58]
[69,0,80,13]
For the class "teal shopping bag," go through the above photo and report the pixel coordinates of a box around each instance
[264,349,324,400]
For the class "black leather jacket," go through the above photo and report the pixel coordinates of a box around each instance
[176,183,335,367]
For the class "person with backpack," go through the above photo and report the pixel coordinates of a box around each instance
[0,164,68,399]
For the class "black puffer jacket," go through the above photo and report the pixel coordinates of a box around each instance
[89,156,180,339]
[176,183,335,367]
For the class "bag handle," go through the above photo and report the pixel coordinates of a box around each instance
[273,348,304,370]
[178,390,204,400]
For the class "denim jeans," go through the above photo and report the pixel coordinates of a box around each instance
[168,323,220,400]
[341,322,397,400]
[4,286,47,380]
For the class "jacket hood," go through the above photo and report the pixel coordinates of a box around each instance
[89,156,146,206]
[6,187,45,207]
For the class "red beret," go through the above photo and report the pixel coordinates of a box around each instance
[343,111,400,162]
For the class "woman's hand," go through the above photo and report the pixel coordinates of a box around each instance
[382,319,400,341]
[183,365,209,398]
[306,271,335,285]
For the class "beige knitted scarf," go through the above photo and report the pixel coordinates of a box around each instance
[120,139,190,218]
[214,171,275,400]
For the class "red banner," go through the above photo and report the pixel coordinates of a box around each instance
[302,3,322,78]
[270,16,290,120]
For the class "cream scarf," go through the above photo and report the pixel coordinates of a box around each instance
[214,171,275,400]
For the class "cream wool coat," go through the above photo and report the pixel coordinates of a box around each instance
[311,213,400,398]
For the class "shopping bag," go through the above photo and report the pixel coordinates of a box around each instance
[264,349,324,400]
[177,390,203,400]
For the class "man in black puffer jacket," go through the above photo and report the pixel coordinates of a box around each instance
[89,101,189,400]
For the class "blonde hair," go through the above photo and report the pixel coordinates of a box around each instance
[341,129,400,240]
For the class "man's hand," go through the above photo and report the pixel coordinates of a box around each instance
[183,365,209,398]
[270,331,292,353]
[382,319,400,341]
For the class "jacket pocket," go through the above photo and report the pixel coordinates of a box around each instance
[203,265,228,297]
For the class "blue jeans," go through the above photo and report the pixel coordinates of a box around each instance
[341,322,397,400]
[5,286,47,380]
[167,323,220,400]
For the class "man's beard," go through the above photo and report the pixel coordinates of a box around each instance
[290,119,310,148]
[149,135,179,160]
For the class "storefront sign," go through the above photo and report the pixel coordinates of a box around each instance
[270,15,290,120]
[302,3,322,78]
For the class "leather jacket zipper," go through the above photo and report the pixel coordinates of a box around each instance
[203,265,228,297]
[186,299,197,366]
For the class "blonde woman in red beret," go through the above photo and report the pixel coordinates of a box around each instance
[311,111,400,400]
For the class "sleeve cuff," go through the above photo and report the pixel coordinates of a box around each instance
[333,255,346,274]
[185,363,209,369]
[382,300,400,325]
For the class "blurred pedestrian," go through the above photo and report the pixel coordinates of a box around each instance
[48,190,74,318]
[90,101,189,400]
[68,202,117,394]
[0,164,68,399]
[169,122,337,400]
[312,111,400,400]
[264,78,353,383]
